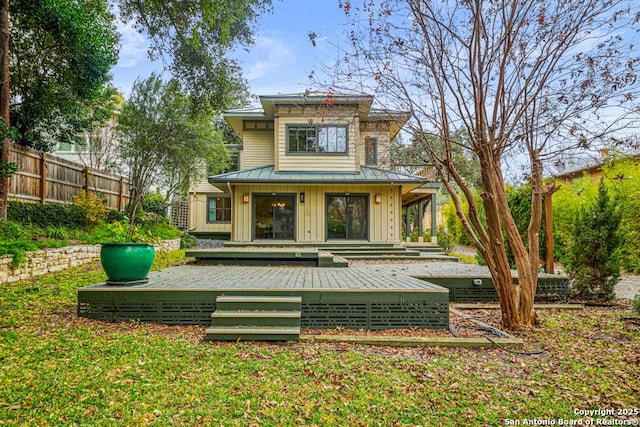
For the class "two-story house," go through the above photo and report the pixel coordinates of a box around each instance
[187,93,439,243]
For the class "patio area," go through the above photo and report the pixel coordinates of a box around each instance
[77,263,451,330]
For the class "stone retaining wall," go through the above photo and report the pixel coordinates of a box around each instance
[0,239,181,285]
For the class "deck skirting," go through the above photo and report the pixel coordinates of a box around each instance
[78,288,449,330]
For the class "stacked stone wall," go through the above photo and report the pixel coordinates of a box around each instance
[0,239,181,285]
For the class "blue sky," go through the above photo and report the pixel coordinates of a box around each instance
[111,0,348,98]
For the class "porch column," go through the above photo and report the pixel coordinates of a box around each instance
[417,200,424,243]
[405,204,411,243]
[431,193,437,243]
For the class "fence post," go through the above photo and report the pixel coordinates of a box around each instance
[118,176,124,211]
[84,166,91,193]
[40,152,47,204]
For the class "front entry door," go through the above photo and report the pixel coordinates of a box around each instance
[254,194,295,240]
[326,194,368,240]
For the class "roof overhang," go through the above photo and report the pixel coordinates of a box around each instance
[223,93,410,138]
[208,165,428,193]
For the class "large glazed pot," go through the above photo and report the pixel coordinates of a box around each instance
[100,242,155,285]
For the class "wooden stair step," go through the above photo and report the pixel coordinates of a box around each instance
[325,247,408,253]
[336,251,422,257]
[341,254,429,261]
[215,295,302,311]
[211,310,301,327]
[205,326,301,341]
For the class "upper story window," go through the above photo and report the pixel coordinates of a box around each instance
[244,120,274,131]
[365,136,377,165]
[226,151,240,172]
[287,125,348,154]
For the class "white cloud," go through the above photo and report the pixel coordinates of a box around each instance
[243,36,296,81]
[115,20,149,68]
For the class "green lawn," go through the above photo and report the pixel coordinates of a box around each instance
[1,252,639,426]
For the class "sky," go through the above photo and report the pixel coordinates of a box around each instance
[111,0,348,99]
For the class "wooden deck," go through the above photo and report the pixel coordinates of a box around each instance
[78,264,450,330]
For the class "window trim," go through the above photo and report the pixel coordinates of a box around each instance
[206,195,232,223]
[285,124,349,155]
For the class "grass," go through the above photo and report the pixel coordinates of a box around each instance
[1,252,639,426]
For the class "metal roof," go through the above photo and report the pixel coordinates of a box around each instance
[208,165,428,186]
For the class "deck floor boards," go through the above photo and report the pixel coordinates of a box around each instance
[81,264,447,292]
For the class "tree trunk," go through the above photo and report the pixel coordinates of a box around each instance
[476,151,524,330]
[0,0,9,219]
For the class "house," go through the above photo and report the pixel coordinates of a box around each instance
[554,149,640,184]
[187,92,440,243]
[53,99,122,174]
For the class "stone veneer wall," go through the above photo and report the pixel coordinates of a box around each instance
[0,239,181,285]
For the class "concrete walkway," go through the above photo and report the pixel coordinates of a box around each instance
[617,275,640,299]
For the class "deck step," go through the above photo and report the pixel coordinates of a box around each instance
[205,326,301,341]
[335,250,422,257]
[343,255,427,260]
[211,310,302,327]
[209,295,302,341]
[216,295,302,311]
[325,247,408,253]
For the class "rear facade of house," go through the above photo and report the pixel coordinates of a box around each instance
[187,93,439,243]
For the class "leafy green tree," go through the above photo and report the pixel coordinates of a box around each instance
[566,180,621,301]
[117,0,273,113]
[552,175,599,263]
[9,0,120,151]
[602,159,640,273]
[117,74,228,231]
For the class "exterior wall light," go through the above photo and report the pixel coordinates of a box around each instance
[243,193,250,203]
[375,194,382,204]
[300,192,305,203]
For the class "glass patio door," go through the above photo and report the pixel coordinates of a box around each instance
[326,194,368,240]
[253,194,295,240]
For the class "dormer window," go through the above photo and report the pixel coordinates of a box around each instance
[287,125,348,154]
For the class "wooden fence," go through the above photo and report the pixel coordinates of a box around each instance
[8,143,129,210]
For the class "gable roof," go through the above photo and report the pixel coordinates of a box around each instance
[208,165,427,193]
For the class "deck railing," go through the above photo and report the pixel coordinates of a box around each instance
[391,163,438,181]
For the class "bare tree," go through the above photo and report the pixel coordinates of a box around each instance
[0,0,9,219]
[334,0,640,329]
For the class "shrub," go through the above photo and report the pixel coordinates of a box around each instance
[8,201,84,229]
[73,190,110,228]
[146,222,183,240]
[441,191,485,246]
[565,180,621,301]
[436,224,455,255]
[180,234,197,249]
[105,209,126,223]
[0,220,27,240]
[86,220,182,244]
[45,226,70,240]
[0,220,37,268]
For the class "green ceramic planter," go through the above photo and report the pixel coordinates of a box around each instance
[100,242,155,284]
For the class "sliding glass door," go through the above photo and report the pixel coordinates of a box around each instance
[326,194,368,240]
[253,194,295,240]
